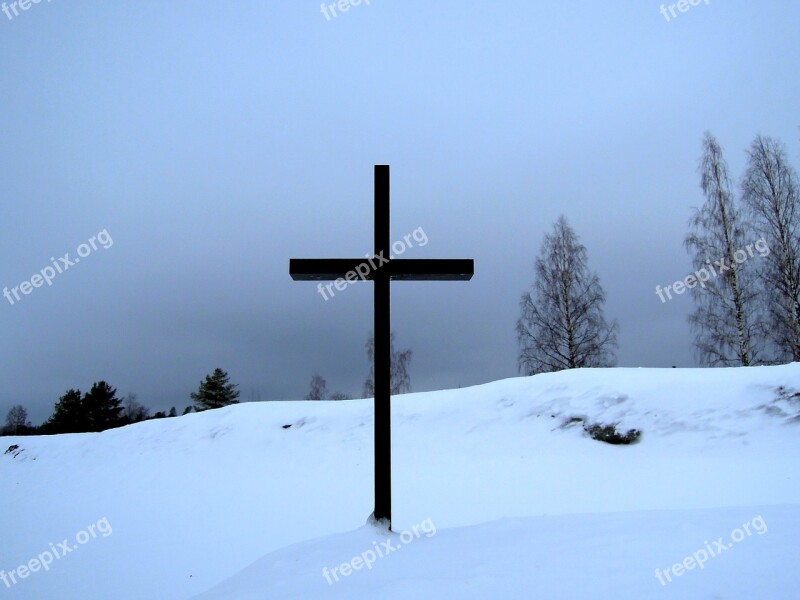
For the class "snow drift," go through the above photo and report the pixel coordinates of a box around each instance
[2,365,800,599]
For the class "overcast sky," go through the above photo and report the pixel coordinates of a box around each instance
[1,1,798,423]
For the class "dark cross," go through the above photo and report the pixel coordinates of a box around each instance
[289,165,473,530]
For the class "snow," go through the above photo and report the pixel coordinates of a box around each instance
[2,364,800,599]
[195,507,799,599]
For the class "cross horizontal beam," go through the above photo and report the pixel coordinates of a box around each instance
[289,258,474,281]
[289,165,474,531]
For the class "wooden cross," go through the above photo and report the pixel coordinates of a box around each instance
[289,165,474,530]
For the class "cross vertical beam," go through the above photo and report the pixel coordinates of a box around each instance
[289,165,473,532]
[373,165,391,527]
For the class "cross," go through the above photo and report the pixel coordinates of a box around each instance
[289,165,474,530]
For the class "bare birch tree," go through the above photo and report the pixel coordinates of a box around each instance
[123,393,149,423]
[363,332,412,396]
[3,405,31,435]
[685,132,764,366]
[306,374,329,400]
[742,135,800,362]
[516,215,618,375]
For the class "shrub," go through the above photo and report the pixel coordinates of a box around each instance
[584,423,641,445]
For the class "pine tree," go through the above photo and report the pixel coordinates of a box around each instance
[190,368,240,410]
[82,381,124,432]
[44,389,85,434]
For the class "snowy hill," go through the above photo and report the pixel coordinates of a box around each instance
[2,365,800,599]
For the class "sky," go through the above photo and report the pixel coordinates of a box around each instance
[1,1,798,423]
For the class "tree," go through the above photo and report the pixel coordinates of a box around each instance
[685,132,764,366]
[42,383,123,434]
[123,393,149,423]
[168,406,177,417]
[742,135,800,362]
[517,215,618,375]
[82,381,124,432]
[4,405,31,436]
[329,391,353,400]
[190,368,240,410]
[363,332,412,397]
[44,389,85,434]
[306,374,328,400]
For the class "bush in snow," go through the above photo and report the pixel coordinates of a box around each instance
[584,423,641,445]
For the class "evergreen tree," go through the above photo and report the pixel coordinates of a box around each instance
[82,381,124,432]
[190,368,240,410]
[44,383,124,434]
[44,389,85,434]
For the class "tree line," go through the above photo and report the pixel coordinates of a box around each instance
[308,131,797,391]
[2,368,241,436]
[305,332,412,400]
[6,131,796,434]
[516,130,800,372]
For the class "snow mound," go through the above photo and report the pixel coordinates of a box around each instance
[2,364,800,599]
[194,506,800,600]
